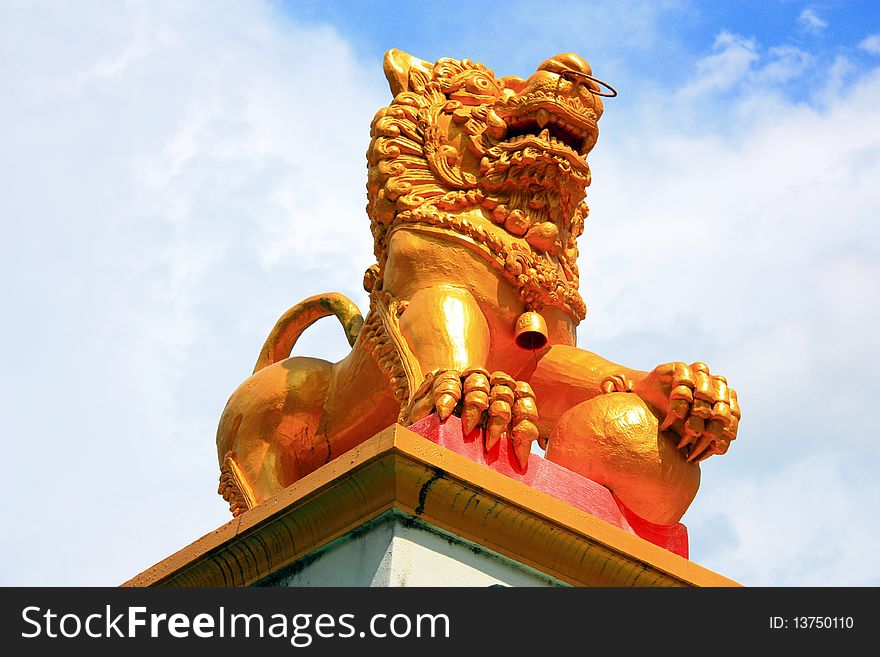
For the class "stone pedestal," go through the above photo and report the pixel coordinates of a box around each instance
[124,424,737,588]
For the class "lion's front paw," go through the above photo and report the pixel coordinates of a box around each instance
[633,361,741,463]
[406,367,538,468]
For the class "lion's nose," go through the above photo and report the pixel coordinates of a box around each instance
[537,53,593,77]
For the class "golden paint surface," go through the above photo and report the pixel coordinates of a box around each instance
[215,51,741,526]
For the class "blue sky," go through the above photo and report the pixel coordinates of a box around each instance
[281,0,880,93]
[2,1,879,586]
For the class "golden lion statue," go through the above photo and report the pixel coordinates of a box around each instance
[216,50,740,525]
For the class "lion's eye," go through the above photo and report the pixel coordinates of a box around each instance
[466,75,494,93]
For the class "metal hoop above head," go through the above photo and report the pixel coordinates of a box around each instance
[559,68,618,97]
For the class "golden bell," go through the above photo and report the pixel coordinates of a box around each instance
[514,311,549,350]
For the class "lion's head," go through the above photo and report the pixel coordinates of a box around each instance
[366,50,611,321]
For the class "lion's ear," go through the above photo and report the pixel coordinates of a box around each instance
[383,49,432,96]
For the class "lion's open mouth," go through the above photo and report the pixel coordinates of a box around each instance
[498,101,597,159]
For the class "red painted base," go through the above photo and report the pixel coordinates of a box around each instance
[408,413,688,558]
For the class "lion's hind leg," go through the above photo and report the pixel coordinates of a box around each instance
[216,356,334,514]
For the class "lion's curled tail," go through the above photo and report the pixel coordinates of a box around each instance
[253,293,364,373]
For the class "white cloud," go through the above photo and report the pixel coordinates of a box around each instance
[679,33,816,104]
[1,0,384,585]
[753,45,814,84]
[814,54,856,106]
[681,31,759,96]
[798,8,828,32]
[689,454,880,586]
[859,34,880,55]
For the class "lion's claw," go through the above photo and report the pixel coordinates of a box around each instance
[510,381,539,467]
[485,374,512,450]
[433,369,462,420]
[407,367,539,468]
[635,361,741,463]
[485,400,511,451]
[461,367,490,435]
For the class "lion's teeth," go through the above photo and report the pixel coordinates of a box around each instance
[539,128,550,140]
[536,108,550,128]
